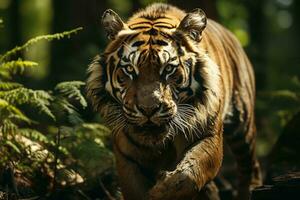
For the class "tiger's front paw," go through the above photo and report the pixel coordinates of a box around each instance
[148,171,196,200]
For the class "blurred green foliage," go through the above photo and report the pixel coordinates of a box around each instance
[217,0,249,46]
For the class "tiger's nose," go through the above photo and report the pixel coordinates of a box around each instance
[138,104,161,117]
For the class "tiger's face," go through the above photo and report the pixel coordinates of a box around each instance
[108,34,197,141]
[88,8,209,146]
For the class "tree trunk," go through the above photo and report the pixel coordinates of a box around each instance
[8,0,22,55]
[244,0,266,91]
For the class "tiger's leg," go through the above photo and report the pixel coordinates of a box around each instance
[225,111,262,199]
[194,181,220,200]
[148,131,223,200]
[114,144,152,200]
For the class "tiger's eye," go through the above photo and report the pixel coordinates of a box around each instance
[126,65,134,73]
[165,65,173,72]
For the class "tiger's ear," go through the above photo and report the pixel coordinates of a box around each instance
[102,9,125,40]
[177,8,207,42]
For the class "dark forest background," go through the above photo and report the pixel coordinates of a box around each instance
[0,0,299,199]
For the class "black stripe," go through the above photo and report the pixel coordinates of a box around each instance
[108,57,121,101]
[125,33,140,42]
[177,60,193,93]
[108,57,115,80]
[155,40,168,46]
[194,61,206,96]
[132,40,145,47]
[160,32,173,40]
[144,28,158,35]
[117,46,124,58]
[169,56,177,62]
[137,49,147,65]
[176,42,185,56]
[155,25,174,29]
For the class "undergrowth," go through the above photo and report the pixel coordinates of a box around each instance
[0,27,114,199]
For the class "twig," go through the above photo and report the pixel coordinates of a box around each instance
[52,127,61,192]
[99,179,115,200]
[77,190,91,200]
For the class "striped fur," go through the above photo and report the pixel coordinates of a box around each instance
[86,3,262,200]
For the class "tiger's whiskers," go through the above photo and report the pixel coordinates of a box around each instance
[168,104,204,142]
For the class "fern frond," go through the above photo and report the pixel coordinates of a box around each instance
[0,98,32,124]
[0,27,83,62]
[4,140,21,154]
[0,59,38,75]
[0,69,10,80]
[19,128,53,145]
[0,88,55,120]
[55,81,87,108]
[0,82,23,90]
[0,119,18,135]
[51,96,83,125]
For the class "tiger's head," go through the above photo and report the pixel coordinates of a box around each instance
[87,5,220,147]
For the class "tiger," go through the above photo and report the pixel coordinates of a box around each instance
[86,3,262,200]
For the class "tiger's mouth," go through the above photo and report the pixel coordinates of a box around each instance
[134,122,169,135]
[127,122,171,146]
